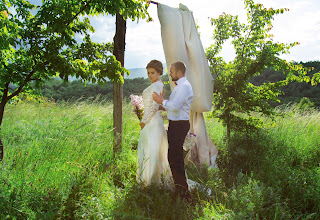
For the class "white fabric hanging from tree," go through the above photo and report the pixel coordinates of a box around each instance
[157,3,218,167]
[158,3,213,112]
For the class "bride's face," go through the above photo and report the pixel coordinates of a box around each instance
[147,67,161,83]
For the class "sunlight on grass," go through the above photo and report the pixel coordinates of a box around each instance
[0,100,319,219]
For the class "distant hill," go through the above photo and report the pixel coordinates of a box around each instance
[66,68,148,81]
[125,68,147,79]
[125,63,167,79]
[40,74,172,102]
[67,65,167,81]
[37,61,319,107]
[250,61,320,107]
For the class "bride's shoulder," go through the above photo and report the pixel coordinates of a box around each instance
[153,80,164,89]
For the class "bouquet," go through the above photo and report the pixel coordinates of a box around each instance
[130,94,144,121]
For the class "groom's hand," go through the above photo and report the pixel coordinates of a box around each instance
[152,92,164,105]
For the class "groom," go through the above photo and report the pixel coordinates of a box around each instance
[153,61,193,199]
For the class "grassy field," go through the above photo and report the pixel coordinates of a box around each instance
[0,99,319,219]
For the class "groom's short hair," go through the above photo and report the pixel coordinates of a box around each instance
[172,61,186,75]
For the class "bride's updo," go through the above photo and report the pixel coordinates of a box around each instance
[146,60,163,75]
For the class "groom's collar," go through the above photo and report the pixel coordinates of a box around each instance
[176,77,186,86]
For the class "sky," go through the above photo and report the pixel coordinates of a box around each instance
[85,0,320,69]
[23,0,319,69]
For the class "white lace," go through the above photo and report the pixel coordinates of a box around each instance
[141,81,163,125]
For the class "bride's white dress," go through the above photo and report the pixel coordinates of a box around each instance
[136,81,173,186]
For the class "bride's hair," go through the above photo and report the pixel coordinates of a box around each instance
[146,60,163,75]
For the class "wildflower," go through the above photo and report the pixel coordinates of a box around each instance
[130,94,144,121]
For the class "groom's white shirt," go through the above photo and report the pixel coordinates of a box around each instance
[162,77,193,121]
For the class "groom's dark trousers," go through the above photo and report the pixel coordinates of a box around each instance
[167,120,190,194]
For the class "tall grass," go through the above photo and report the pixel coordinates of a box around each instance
[1,99,137,219]
[0,100,319,219]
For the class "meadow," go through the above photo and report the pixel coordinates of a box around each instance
[0,98,319,219]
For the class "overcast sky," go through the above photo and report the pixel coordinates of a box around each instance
[87,0,320,69]
[26,0,319,69]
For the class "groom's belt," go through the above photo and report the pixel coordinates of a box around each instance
[169,120,189,123]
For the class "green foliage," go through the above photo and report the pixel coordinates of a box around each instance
[0,0,150,117]
[296,97,314,110]
[41,78,115,101]
[206,106,320,219]
[250,61,320,107]
[39,75,172,102]
[206,0,320,136]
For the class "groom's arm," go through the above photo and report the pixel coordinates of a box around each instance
[159,86,188,112]
[153,92,166,111]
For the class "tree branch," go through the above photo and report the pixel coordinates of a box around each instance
[1,61,9,71]
[149,1,158,5]
[66,0,93,27]
[7,70,35,100]
[240,26,253,59]
[1,51,10,71]
[1,83,9,102]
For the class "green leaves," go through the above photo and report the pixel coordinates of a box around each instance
[1,0,149,105]
[311,72,320,86]
[206,0,320,136]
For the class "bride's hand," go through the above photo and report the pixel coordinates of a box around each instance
[139,122,145,130]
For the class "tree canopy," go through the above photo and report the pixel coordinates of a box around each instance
[206,0,320,137]
[0,0,150,99]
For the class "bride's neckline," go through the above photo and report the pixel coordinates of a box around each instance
[152,80,162,84]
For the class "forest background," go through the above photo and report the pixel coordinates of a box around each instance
[20,60,320,107]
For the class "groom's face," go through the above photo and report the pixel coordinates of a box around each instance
[170,65,179,81]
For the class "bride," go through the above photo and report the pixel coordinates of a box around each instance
[136,60,173,187]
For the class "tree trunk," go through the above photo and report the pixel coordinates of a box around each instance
[226,122,230,142]
[0,84,9,161]
[226,110,231,144]
[0,100,7,161]
[112,13,126,156]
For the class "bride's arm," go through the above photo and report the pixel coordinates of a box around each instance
[140,84,161,126]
